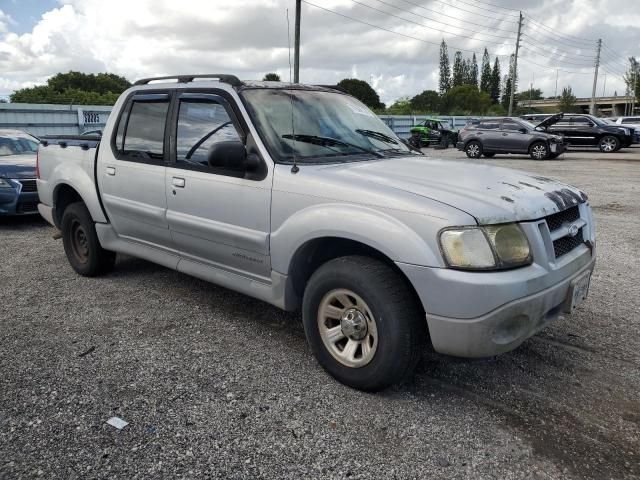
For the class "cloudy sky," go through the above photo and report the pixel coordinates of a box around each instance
[0,0,638,104]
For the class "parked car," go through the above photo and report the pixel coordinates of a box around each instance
[457,115,566,160]
[37,75,596,391]
[0,129,40,216]
[521,113,634,152]
[409,118,457,148]
[606,116,640,143]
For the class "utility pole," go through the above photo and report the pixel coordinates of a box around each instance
[602,73,607,97]
[293,0,301,83]
[508,11,523,116]
[554,69,558,98]
[589,38,602,115]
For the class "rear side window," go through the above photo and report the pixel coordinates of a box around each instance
[570,116,590,125]
[622,117,640,124]
[114,95,169,160]
[478,120,500,129]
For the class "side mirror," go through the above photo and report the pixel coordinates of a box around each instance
[519,128,528,134]
[207,141,247,171]
[244,153,261,172]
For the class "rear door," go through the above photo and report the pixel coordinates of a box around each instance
[165,91,272,280]
[476,119,501,150]
[97,91,172,248]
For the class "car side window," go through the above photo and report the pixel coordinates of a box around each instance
[622,118,640,124]
[502,120,523,131]
[478,120,500,130]
[570,117,590,125]
[115,95,170,160]
[175,99,242,172]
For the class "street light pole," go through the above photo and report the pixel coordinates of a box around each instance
[589,39,602,115]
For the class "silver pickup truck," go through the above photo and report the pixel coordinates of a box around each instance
[37,74,596,391]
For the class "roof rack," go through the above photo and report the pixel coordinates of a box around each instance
[133,74,243,87]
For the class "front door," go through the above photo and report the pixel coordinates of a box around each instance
[97,92,172,249]
[165,92,272,280]
[500,119,532,153]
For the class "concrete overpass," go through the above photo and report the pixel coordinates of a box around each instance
[522,96,637,116]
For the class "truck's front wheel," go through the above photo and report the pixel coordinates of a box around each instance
[61,202,115,277]
[302,256,424,391]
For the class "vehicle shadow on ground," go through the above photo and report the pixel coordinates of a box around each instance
[0,214,48,229]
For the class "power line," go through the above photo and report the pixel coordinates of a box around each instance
[302,1,513,57]
[519,46,595,67]
[525,17,595,47]
[518,56,594,75]
[521,34,596,59]
[450,0,520,17]
[351,0,516,44]
[395,0,519,28]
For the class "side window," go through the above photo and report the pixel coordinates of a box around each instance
[176,99,242,170]
[115,97,169,160]
[570,116,590,125]
[622,117,640,124]
[502,120,523,131]
[478,120,500,130]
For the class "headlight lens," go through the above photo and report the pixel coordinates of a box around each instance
[0,178,14,189]
[440,224,532,270]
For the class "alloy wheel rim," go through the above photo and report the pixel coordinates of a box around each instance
[317,289,378,368]
[533,145,547,159]
[602,138,616,151]
[467,144,480,157]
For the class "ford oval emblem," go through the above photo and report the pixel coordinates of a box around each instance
[567,224,579,237]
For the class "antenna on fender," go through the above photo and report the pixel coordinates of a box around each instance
[286,8,299,174]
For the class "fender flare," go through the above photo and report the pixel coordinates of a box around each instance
[270,203,442,275]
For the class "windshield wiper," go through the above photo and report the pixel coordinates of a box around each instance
[355,129,398,145]
[282,134,384,158]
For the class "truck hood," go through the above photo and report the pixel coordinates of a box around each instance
[318,156,586,224]
[0,154,37,179]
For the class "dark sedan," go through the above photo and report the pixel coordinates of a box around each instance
[521,113,634,152]
[0,130,40,216]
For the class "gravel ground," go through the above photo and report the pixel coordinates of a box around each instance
[1,150,639,479]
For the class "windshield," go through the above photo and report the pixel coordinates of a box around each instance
[0,135,39,156]
[241,89,410,163]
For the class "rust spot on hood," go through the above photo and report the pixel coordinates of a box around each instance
[501,196,515,203]
[519,181,542,190]
[545,188,584,211]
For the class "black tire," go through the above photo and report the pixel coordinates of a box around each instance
[598,135,619,153]
[61,202,115,276]
[483,152,496,158]
[465,140,482,158]
[548,152,561,160]
[529,141,549,160]
[302,256,424,391]
[408,134,421,149]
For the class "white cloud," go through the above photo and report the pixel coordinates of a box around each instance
[0,0,638,104]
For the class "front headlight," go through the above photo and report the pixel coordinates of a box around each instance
[439,224,532,270]
[0,178,14,189]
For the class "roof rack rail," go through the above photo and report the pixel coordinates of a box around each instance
[133,74,243,87]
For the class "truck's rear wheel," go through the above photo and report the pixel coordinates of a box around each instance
[302,256,424,391]
[61,202,115,276]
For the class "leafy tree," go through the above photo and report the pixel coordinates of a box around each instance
[440,85,491,114]
[489,58,501,104]
[439,40,451,94]
[337,78,384,109]
[452,51,464,87]
[410,90,440,112]
[558,86,578,112]
[469,53,478,88]
[263,72,281,81]
[623,56,639,101]
[480,49,491,93]
[516,88,543,102]
[501,75,512,110]
[10,71,130,105]
[386,96,413,114]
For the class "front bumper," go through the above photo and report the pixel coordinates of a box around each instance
[422,257,595,357]
[456,141,464,150]
[0,180,40,216]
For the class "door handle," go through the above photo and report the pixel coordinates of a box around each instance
[106,166,116,176]
[477,132,484,135]
[502,133,508,136]
[172,177,185,188]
